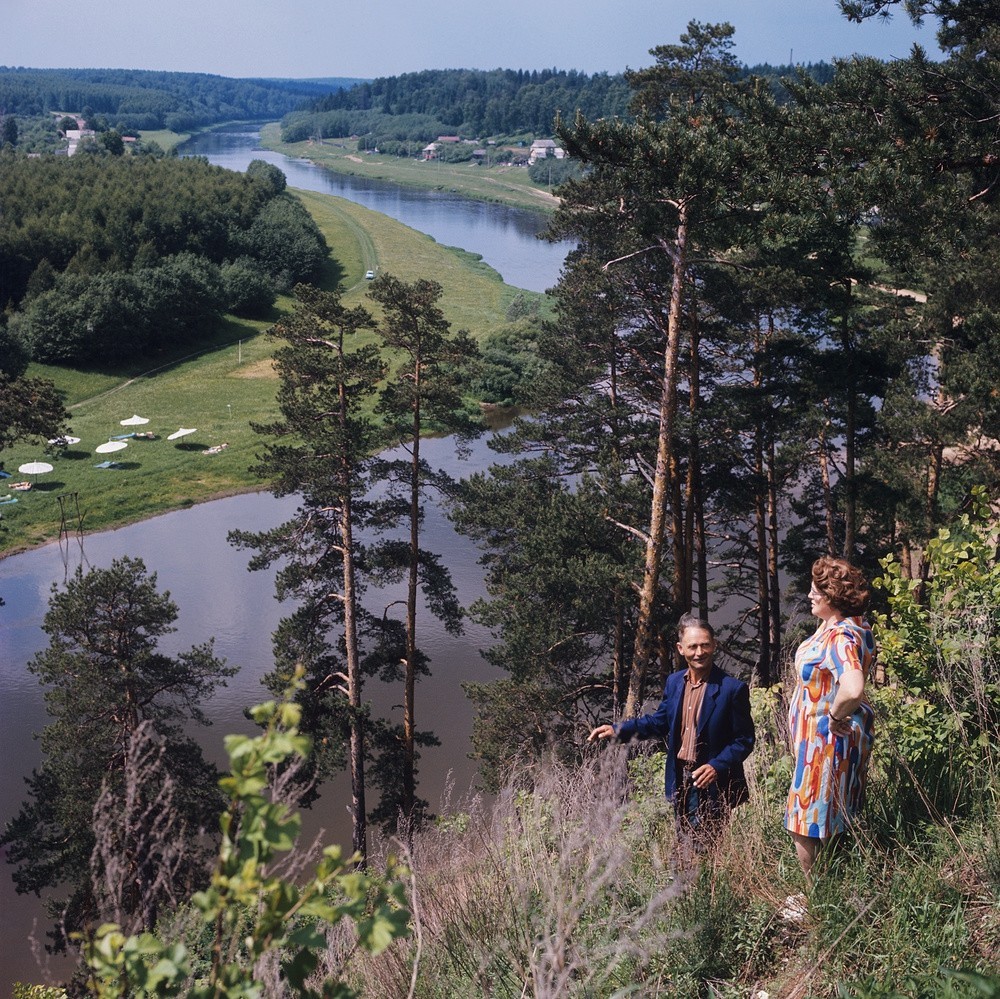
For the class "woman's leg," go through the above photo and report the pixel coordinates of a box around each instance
[789,831,820,878]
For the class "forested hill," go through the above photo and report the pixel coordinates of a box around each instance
[0,67,365,132]
[281,62,834,141]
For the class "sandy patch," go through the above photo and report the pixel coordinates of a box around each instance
[345,155,363,163]
[232,359,278,379]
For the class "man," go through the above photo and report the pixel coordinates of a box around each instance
[588,614,755,853]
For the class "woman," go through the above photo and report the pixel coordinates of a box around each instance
[785,556,876,877]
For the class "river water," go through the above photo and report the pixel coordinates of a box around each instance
[0,130,566,990]
[181,127,570,294]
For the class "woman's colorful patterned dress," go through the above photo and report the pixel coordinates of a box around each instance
[784,617,876,839]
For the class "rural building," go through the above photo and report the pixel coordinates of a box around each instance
[528,138,566,164]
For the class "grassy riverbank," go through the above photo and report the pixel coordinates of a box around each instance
[136,121,559,213]
[258,123,562,214]
[0,190,540,557]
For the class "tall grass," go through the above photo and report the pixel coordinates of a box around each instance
[337,669,999,998]
[352,753,685,998]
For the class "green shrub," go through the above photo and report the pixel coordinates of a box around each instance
[81,670,410,998]
[12,987,69,999]
[873,485,1000,818]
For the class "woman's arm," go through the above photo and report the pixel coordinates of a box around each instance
[830,669,865,735]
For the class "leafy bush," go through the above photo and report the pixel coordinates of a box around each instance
[232,196,327,292]
[13,254,225,363]
[468,319,545,406]
[82,671,411,998]
[872,485,1000,817]
[527,157,584,187]
[221,257,276,317]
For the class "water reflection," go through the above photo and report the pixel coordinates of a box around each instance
[0,434,506,989]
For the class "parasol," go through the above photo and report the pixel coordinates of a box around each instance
[95,440,129,454]
[120,414,150,426]
[18,461,54,476]
[167,427,197,440]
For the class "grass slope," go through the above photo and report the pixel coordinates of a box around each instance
[0,189,539,556]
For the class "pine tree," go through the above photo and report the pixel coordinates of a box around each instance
[230,284,384,864]
[0,557,233,950]
[366,273,479,832]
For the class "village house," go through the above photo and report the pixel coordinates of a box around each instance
[528,138,566,164]
[62,128,96,156]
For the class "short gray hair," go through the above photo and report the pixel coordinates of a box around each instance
[677,613,715,640]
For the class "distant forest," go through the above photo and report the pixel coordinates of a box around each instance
[280,62,835,142]
[0,62,835,144]
[0,157,327,365]
[0,67,364,132]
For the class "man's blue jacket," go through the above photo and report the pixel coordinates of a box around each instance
[615,666,755,807]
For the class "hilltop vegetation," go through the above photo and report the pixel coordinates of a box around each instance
[6,6,1000,995]
[279,61,834,146]
[0,66,363,132]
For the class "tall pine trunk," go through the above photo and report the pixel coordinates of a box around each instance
[402,362,422,833]
[753,423,771,686]
[339,383,367,866]
[624,203,688,717]
[841,287,858,558]
[766,433,782,684]
[818,417,837,554]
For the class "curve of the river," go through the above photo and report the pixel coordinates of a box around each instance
[181,127,572,294]
[0,127,561,991]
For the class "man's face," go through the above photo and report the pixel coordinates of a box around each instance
[676,627,716,673]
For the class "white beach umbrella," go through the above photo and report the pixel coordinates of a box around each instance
[95,440,129,454]
[18,461,54,476]
[120,414,150,426]
[47,435,81,446]
[167,427,198,440]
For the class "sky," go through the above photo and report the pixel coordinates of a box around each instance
[4,0,939,80]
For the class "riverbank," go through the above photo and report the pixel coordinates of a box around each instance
[257,123,562,215]
[0,190,538,557]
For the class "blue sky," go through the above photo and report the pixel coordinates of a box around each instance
[5,0,938,79]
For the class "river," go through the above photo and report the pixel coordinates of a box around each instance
[181,127,570,294]
[0,129,565,991]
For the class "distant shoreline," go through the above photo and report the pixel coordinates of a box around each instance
[257,123,560,216]
[1,187,537,558]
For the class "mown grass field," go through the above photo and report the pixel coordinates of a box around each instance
[0,189,542,556]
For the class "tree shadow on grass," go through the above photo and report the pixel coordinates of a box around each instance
[314,255,346,292]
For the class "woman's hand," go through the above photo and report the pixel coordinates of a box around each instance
[829,714,853,737]
[829,670,865,736]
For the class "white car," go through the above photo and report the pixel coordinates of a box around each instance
[365,270,375,280]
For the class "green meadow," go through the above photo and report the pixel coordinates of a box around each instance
[0,190,540,556]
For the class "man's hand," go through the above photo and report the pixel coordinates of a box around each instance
[691,763,718,788]
[588,724,616,743]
